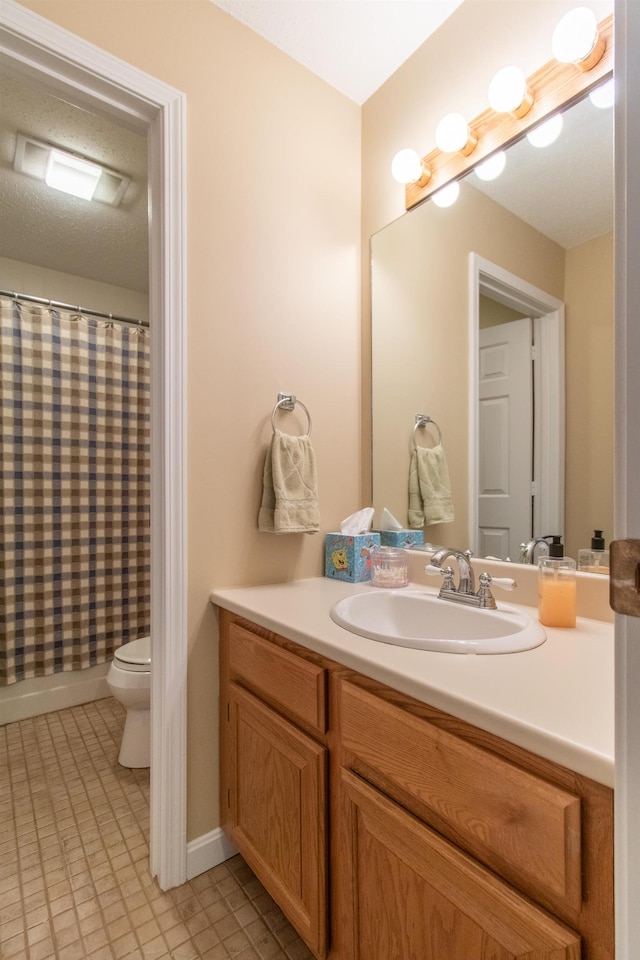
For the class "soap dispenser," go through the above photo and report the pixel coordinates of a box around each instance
[578,530,610,574]
[538,537,576,628]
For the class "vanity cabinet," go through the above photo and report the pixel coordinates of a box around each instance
[220,617,329,958]
[218,610,614,960]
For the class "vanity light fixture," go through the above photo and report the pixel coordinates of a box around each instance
[526,113,563,148]
[487,66,534,118]
[551,6,605,72]
[431,181,460,208]
[391,148,431,186]
[474,151,506,182]
[435,113,477,156]
[589,77,615,109]
[396,13,611,211]
[13,134,131,206]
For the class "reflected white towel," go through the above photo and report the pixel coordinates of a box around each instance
[258,429,320,534]
[408,444,454,528]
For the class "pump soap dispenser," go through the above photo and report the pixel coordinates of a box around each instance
[578,530,610,574]
[538,537,577,628]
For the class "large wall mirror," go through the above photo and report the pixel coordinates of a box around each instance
[371,82,613,563]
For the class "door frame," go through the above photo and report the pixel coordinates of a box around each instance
[614,0,640,952]
[468,254,564,556]
[0,1,188,889]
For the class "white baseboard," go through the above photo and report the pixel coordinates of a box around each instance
[186,827,238,880]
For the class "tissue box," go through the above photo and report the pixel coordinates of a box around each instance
[324,532,381,583]
[378,529,424,549]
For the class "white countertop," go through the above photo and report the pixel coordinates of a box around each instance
[210,577,614,788]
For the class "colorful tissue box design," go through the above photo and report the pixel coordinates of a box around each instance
[378,529,424,549]
[324,533,381,583]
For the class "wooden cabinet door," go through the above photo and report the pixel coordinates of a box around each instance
[339,769,581,960]
[227,682,328,959]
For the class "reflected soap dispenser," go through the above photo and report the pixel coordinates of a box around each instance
[578,530,610,574]
[538,537,576,628]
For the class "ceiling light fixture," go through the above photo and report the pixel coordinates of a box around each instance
[526,113,564,148]
[45,150,102,200]
[551,7,605,71]
[474,151,507,182]
[431,181,460,208]
[435,113,477,156]
[488,66,533,118]
[13,134,131,206]
[391,148,431,186]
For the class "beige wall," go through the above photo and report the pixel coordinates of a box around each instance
[18,0,362,840]
[0,256,149,320]
[479,296,526,330]
[564,233,614,559]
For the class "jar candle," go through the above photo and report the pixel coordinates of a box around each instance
[538,556,576,627]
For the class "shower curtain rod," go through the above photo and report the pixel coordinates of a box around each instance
[0,289,149,328]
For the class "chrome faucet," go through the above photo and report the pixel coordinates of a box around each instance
[429,547,475,595]
[426,547,516,609]
[519,537,550,564]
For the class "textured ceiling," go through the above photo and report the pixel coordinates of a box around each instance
[208,0,464,104]
[0,70,149,293]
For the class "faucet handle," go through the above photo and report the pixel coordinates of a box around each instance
[425,564,456,592]
[476,571,516,609]
[489,576,517,591]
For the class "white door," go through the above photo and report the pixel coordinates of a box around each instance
[477,317,532,560]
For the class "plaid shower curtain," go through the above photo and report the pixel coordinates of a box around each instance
[0,297,151,685]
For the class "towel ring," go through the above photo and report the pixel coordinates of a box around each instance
[414,414,442,448]
[271,393,312,436]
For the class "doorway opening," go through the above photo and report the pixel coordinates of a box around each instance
[1,0,187,889]
[469,253,565,560]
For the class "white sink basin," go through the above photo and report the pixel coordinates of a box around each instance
[330,589,546,655]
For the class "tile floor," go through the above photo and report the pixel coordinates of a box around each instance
[0,697,313,960]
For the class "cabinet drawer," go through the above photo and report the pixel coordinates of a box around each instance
[229,623,327,734]
[340,680,582,910]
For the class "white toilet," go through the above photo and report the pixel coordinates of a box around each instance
[106,636,151,768]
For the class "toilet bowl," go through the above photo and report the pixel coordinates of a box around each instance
[106,636,151,768]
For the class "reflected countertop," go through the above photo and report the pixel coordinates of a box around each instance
[210,577,614,788]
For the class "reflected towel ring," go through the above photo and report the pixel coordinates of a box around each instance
[414,414,442,448]
[271,394,312,436]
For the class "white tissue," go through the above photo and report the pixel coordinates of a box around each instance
[380,508,403,531]
[340,507,375,535]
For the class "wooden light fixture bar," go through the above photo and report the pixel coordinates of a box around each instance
[405,14,613,211]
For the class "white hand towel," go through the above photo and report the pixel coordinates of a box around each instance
[408,443,454,528]
[258,429,320,534]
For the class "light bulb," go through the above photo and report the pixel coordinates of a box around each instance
[589,78,614,109]
[431,181,460,208]
[391,148,429,185]
[526,113,563,148]
[435,113,476,155]
[551,7,604,70]
[488,66,533,117]
[475,151,506,182]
